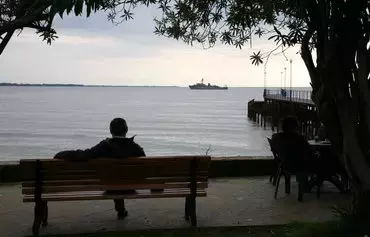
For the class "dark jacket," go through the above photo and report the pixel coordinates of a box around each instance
[271,132,310,172]
[54,136,145,161]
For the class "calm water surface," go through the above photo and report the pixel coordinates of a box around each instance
[0,86,274,161]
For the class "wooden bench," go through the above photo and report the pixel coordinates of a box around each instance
[20,156,211,236]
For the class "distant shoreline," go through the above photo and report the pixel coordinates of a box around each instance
[0,83,180,88]
[0,83,311,88]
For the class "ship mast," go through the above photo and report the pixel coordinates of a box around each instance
[201,78,204,84]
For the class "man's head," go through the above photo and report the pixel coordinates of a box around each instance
[282,116,299,133]
[110,118,128,137]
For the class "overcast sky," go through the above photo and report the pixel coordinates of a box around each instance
[0,6,311,87]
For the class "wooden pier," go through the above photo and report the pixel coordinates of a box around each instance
[248,89,320,139]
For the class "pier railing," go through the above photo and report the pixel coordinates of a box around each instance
[264,89,313,105]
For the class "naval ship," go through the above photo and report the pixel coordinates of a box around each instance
[189,78,228,90]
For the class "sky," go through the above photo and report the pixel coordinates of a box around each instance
[0,6,311,87]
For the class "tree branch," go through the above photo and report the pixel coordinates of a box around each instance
[301,29,316,81]
[0,30,15,55]
[356,38,370,108]
[355,37,370,150]
[25,23,52,32]
[0,5,48,36]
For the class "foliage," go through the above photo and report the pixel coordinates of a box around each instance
[282,220,369,237]
[0,0,110,54]
[106,0,307,61]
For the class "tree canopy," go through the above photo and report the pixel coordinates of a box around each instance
[0,0,110,54]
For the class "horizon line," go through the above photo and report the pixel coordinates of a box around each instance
[0,82,311,88]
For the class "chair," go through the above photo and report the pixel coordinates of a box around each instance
[273,161,305,202]
[273,146,322,202]
[267,137,280,186]
[268,136,314,202]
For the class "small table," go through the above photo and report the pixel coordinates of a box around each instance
[306,140,347,194]
[308,140,331,148]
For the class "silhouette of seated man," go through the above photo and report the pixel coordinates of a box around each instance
[315,123,328,141]
[280,88,287,97]
[54,117,145,219]
[271,116,312,200]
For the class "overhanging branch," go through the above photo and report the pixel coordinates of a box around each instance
[25,23,52,32]
[0,30,15,55]
[301,29,316,81]
[0,5,48,36]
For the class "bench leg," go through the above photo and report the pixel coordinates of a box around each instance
[284,174,291,194]
[189,197,197,227]
[184,197,190,221]
[32,201,44,236]
[274,167,282,199]
[272,162,281,186]
[42,201,48,227]
[298,183,304,202]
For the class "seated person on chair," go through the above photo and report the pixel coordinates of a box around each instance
[315,123,328,141]
[271,116,312,196]
[54,117,145,219]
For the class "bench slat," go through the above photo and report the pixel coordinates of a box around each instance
[20,156,210,165]
[37,161,209,169]
[21,165,208,175]
[20,157,210,174]
[22,182,208,195]
[23,189,207,202]
[20,157,210,170]
[22,176,208,188]
[22,179,100,187]
[22,171,209,181]
[22,174,99,181]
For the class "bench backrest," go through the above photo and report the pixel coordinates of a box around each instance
[20,156,211,199]
[267,137,279,160]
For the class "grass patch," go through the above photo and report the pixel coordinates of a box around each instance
[42,226,284,237]
[281,218,369,237]
[38,218,370,237]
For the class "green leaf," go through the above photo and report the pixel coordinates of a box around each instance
[255,28,264,37]
[58,9,65,18]
[74,0,83,16]
[221,31,233,45]
[66,0,74,14]
[250,51,264,66]
[86,7,91,17]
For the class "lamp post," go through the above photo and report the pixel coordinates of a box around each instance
[284,67,287,90]
[290,59,293,101]
[263,66,267,98]
[280,71,283,89]
[264,66,267,89]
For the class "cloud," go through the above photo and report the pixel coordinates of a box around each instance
[54,5,158,36]
[57,35,116,46]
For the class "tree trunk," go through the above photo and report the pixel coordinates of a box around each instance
[324,56,370,220]
[302,32,370,219]
[352,189,370,220]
